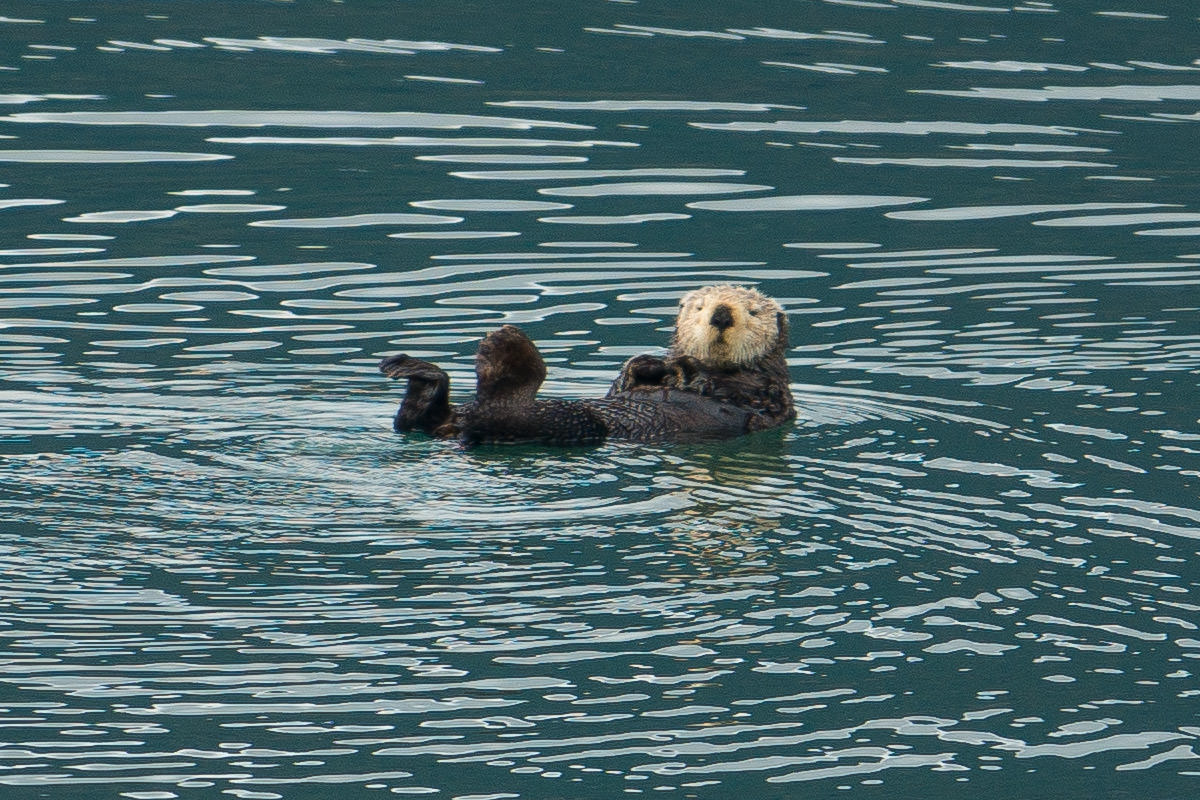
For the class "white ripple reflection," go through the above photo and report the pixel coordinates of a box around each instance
[389,231,522,239]
[0,198,63,209]
[764,61,888,74]
[916,85,1200,102]
[887,202,1170,221]
[174,204,287,214]
[726,26,885,44]
[451,168,746,180]
[1033,212,1200,227]
[834,157,1115,168]
[409,199,572,211]
[202,262,375,278]
[208,135,639,149]
[0,150,232,162]
[64,210,179,223]
[538,213,691,225]
[1135,227,1200,237]
[0,92,104,103]
[539,182,772,197]
[490,100,804,111]
[0,246,103,256]
[692,120,1104,136]
[204,36,503,54]
[934,60,1090,72]
[249,213,464,228]
[170,189,258,196]
[3,110,588,130]
[688,195,927,211]
[417,154,590,164]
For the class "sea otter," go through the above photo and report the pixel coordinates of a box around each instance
[380,285,794,446]
[607,284,795,431]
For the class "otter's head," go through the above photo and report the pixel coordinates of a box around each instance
[672,285,787,368]
[475,324,546,405]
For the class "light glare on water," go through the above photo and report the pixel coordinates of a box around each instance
[1,1,1199,798]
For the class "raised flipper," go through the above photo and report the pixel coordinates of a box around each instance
[473,325,546,405]
[458,325,609,447]
[379,354,452,434]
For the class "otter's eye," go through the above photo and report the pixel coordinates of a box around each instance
[748,309,759,317]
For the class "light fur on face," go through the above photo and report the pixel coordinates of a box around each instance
[672,285,783,368]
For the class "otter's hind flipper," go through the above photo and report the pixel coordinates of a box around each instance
[474,325,546,405]
[458,326,609,446]
[379,354,452,434]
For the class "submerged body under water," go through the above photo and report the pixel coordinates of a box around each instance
[1,1,1199,798]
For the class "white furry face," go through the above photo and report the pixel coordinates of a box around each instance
[672,285,783,367]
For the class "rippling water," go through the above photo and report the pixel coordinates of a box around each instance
[2,2,1200,798]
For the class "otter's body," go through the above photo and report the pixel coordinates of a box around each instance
[380,285,794,446]
[455,392,754,447]
[379,335,757,447]
[607,285,795,431]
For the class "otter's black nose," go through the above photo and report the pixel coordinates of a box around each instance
[709,304,734,331]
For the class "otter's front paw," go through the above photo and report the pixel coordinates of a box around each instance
[664,355,703,386]
[610,354,671,395]
[629,355,671,383]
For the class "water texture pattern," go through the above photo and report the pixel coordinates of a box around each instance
[1,1,1199,798]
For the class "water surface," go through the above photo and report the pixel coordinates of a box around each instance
[2,2,1199,798]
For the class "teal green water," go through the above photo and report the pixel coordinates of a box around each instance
[1,2,1199,798]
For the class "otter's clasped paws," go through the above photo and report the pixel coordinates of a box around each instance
[609,354,673,395]
[627,355,671,385]
[664,355,702,386]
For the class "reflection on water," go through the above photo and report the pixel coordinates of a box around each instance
[2,0,1200,797]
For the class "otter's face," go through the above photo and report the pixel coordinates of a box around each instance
[672,285,784,368]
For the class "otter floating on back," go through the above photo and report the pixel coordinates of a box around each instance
[380,285,795,446]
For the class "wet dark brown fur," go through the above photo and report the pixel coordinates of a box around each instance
[380,286,794,446]
[606,285,795,432]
